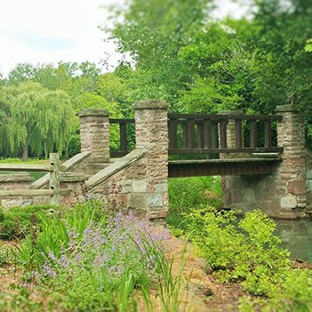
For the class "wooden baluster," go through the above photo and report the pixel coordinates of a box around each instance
[186,118,195,149]
[264,119,272,148]
[219,119,228,149]
[196,121,203,148]
[203,119,212,149]
[235,118,243,149]
[249,119,257,148]
[182,122,187,149]
[120,123,127,153]
[211,121,219,148]
[168,118,178,149]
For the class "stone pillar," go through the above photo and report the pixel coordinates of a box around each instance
[78,109,110,173]
[218,110,244,158]
[133,100,169,219]
[219,110,244,208]
[276,105,306,216]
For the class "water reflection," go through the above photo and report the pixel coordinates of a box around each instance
[274,219,312,262]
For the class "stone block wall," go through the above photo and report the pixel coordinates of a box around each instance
[0,173,32,209]
[304,153,312,212]
[0,173,87,209]
[87,150,149,216]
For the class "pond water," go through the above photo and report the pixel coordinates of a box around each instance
[274,219,312,262]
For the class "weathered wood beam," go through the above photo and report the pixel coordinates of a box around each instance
[168,158,282,177]
[0,189,72,198]
[0,164,54,172]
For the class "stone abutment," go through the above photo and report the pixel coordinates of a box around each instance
[222,104,307,218]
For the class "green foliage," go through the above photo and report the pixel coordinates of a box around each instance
[0,285,45,312]
[177,206,312,311]
[0,81,75,160]
[0,62,133,159]
[184,208,291,293]
[0,205,59,240]
[138,236,186,312]
[168,176,222,214]
[107,0,213,106]
[167,176,222,236]
[0,243,12,265]
[18,200,108,267]
[305,39,312,52]
[239,268,312,312]
[9,202,183,312]
[106,0,312,153]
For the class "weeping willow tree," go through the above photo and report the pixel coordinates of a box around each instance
[0,100,11,157]
[0,81,75,160]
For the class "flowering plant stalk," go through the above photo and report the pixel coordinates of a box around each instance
[18,203,174,311]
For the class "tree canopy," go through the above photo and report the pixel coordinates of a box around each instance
[107,0,312,115]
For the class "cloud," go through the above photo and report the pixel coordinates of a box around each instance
[6,32,77,52]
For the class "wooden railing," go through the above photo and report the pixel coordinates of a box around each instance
[168,113,283,155]
[109,113,284,157]
[0,153,70,205]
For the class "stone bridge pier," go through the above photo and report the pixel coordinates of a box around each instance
[222,104,307,218]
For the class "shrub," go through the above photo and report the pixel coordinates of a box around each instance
[184,207,291,295]
[0,205,60,240]
[181,206,312,311]
[30,211,172,311]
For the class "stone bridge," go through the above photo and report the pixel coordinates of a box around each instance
[1,101,311,220]
[77,101,309,219]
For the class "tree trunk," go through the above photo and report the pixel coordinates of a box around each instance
[44,141,48,159]
[22,144,28,162]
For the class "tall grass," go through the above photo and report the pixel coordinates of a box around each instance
[169,176,222,213]
[167,176,222,232]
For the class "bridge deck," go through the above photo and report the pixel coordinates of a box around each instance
[168,158,281,177]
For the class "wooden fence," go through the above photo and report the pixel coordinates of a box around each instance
[0,153,69,205]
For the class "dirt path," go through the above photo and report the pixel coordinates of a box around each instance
[146,225,246,312]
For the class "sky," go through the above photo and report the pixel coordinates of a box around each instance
[0,0,247,77]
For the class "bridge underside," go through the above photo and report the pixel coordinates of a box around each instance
[168,158,281,178]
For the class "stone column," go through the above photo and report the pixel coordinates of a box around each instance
[219,110,244,208]
[276,105,306,216]
[218,110,244,154]
[78,109,110,173]
[133,100,169,219]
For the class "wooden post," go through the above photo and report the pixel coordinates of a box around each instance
[49,153,60,205]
